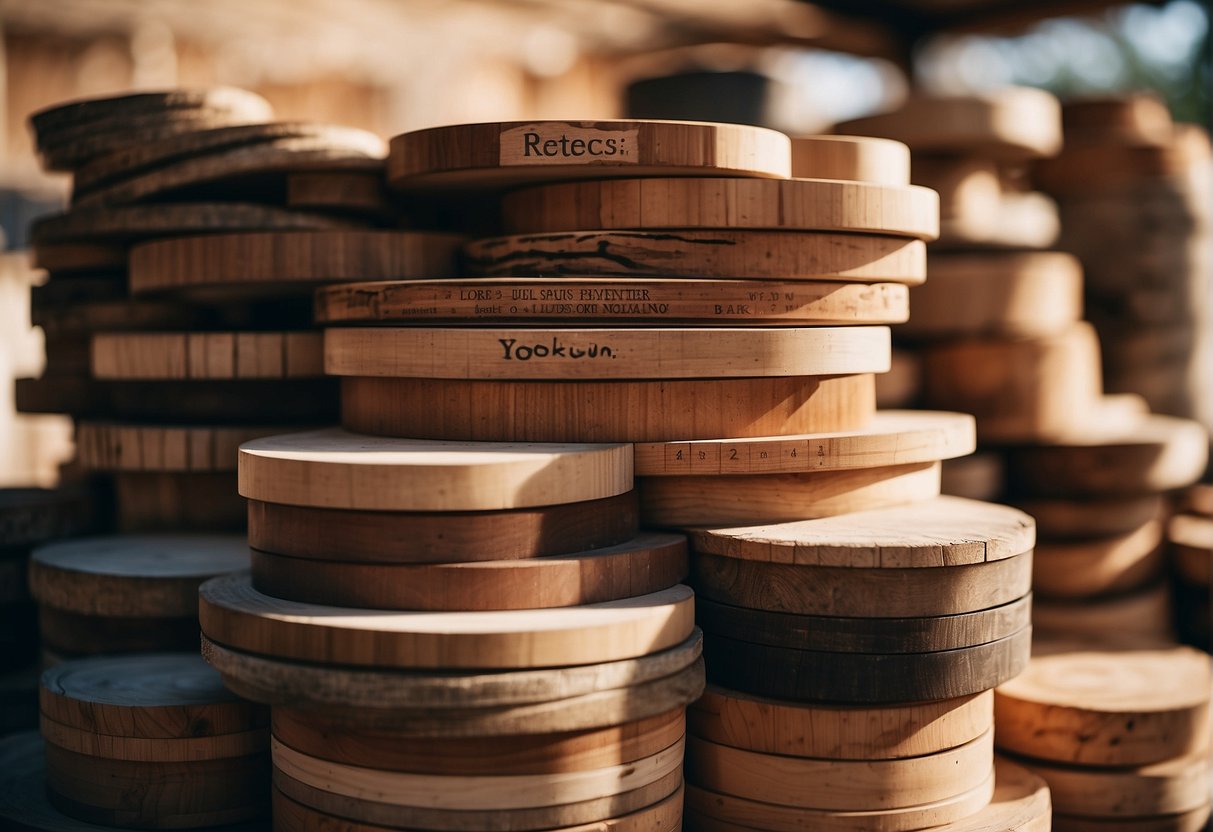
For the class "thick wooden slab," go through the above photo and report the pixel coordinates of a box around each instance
[692,550,1034,617]
[634,411,973,477]
[324,326,891,380]
[341,373,876,443]
[78,423,292,472]
[129,230,463,298]
[238,428,631,511]
[500,178,940,240]
[250,533,687,610]
[639,461,940,527]
[388,120,791,191]
[200,574,694,670]
[247,491,638,564]
[314,278,909,326]
[0,487,96,550]
[29,534,248,618]
[91,331,323,380]
[789,135,910,184]
[40,716,265,763]
[1014,495,1164,540]
[1016,751,1209,819]
[1032,515,1166,599]
[463,230,928,284]
[995,641,1211,766]
[1032,582,1175,643]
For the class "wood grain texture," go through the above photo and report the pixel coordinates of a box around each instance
[314,278,910,326]
[463,230,928,284]
[340,373,876,443]
[40,716,266,763]
[29,534,248,617]
[200,574,695,670]
[250,533,687,610]
[91,331,323,380]
[286,170,395,220]
[324,326,892,380]
[789,135,910,184]
[1052,806,1212,832]
[634,410,973,476]
[500,178,940,240]
[1015,751,1210,818]
[238,428,632,511]
[1013,495,1165,540]
[0,486,97,550]
[112,472,245,533]
[689,687,992,761]
[77,423,294,472]
[388,120,791,190]
[692,550,1034,617]
[1031,582,1175,643]
[31,241,126,273]
[638,461,941,527]
[1032,516,1166,599]
[38,607,200,658]
[247,491,639,563]
[994,641,1211,766]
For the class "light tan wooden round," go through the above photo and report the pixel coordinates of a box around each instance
[500,178,940,240]
[200,574,695,670]
[39,715,266,763]
[237,428,631,511]
[1031,583,1175,643]
[1032,515,1166,599]
[994,640,1211,766]
[77,423,292,472]
[789,135,910,184]
[1014,495,1165,540]
[91,332,323,380]
[1018,751,1210,818]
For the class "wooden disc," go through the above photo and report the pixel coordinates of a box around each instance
[901,252,1084,339]
[387,120,791,190]
[324,326,891,381]
[200,574,695,670]
[1031,582,1175,643]
[463,230,928,285]
[128,231,463,298]
[639,461,940,527]
[1013,495,1165,540]
[30,88,271,136]
[238,428,631,511]
[1170,513,1213,586]
[994,641,1211,766]
[789,135,910,185]
[1015,751,1210,819]
[1032,516,1166,599]
[77,423,294,472]
[941,453,1005,501]
[38,607,199,658]
[91,331,323,380]
[314,278,909,326]
[634,410,973,477]
[340,373,876,443]
[247,491,639,564]
[692,550,1034,617]
[1052,807,1212,832]
[29,534,248,617]
[286,170,394,219]
[250,533,687,610]
[112,472,245,533]
[0,487,96,550]
[40,715,266,763]
[499,178,940,240]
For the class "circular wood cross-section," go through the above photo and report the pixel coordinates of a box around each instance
[91,331,323,380]
[789,135,910,184]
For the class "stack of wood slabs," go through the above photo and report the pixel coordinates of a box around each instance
[38,653,269,827]
[28,534,247,664]
[995,640,1212,831]
[1168,487,1212,649]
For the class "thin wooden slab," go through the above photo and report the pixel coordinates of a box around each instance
[29,534,248,618]
[789,135,910,184]
[0,487,96,550]
[995,640,1211,766]
[634,410,973,476]
[238,428,631,511]
[463,230,928,284]
[1015,751,1210,819]
[500,178,940,240]
[77,423,293,472]
[91,331,323,380]
[200,575,695,670]
[340,373,876,443]
[1014,495,1165,540]
[387,120,791,191]
[324,326,891,380]
[30,88,271,136]
[1032,515,1166,599]
[39,716,265,763]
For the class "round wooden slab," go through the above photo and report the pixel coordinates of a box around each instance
[77,423,294,472]
[238,428,631,511]
[387,120,791,191]
[40,715,265,763]
[200,574,695,670]
[1014,495,1165,540]
[91,331,322,380]
[912,157,1001,224]
[250,533,687,610]
[463,230,928,284]
[634,410,973,476]
[30,88,271,135]
[1031,582,1175,643]
[1032,516,1165,599]
[995,641,1211,766]
[500,178,940,240]
[1017,751,1210,819]
[692,550,1034,617]
[340,373,876,443]
[314,278,909,326]
[324,326,891,380]
[0,487,96,550]
[29,534,249,618]
[789,135,910,184]
[128,231,463,298]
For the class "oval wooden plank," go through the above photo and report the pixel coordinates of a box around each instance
[341,373,876,443]
[248,491,639,563]
[995,641,1211,767]
[38,607,200,659]
[77,423,295,473]
[388,120,790,190]
[128,231,463,298]
[200,575,695,670]
[689,687,992,761]
[1032,515,1166,599]
[29,534,248,617]
[314,278,909,326]
[0,487,97,550]
[499,178,940,240]
[40,715,266,763]
[789,135,910,184]
[463,230,928,284]
[250,533,687,610]
[1016,751,1209,818]
[91,331,322,380]
[1032,583,1175,644]
[634,410,974,476]
[692,551,1034,617]
[238,428,631,511]
[30,88,271,136]
[324,326,891,380]
[1013,495,1165,540]
[638,461,941,527]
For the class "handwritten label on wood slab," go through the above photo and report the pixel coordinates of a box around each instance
[500,124,639,166]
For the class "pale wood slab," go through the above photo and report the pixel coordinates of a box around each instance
[789,135,910,184]
[1013,495,1164,540]
[78,423,293,472]
[912,157,1001,223]
[91,331,322,381]
[1032,515,1166,599]
[40,715,266,763]
[1052,807,1211,832]
[1016,751,1210,818]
